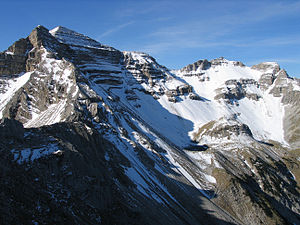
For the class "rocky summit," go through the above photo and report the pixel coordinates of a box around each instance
[0,25,299,225]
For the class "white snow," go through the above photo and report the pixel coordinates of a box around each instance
[292,80,300,91]
[12,143,60,164]
[175,60,260,98]
[244,159,256,174]
[53,150,63,155]
[186,151,213,165]
[143,60,288,146]
[289,171,296,180]
[123,51,154,65]
[0,72,32,118]
[204,174,216,183]
[18,47,78,128]
[50,26,113,50]
[154,138,214,198]
[234,91,286,144]
[24,100,67,128]
[5,51,14,55]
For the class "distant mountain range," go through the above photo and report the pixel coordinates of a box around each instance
[0,25,299,225]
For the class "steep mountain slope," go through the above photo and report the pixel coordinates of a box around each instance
[0,25,299,225]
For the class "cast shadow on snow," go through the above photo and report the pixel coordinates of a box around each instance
[147,173,238,225]
[77,57,296,224]
[110,70,210,151]
[170,72,211,103]
[49,121,233,224]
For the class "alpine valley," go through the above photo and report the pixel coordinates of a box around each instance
[0,25,299,225]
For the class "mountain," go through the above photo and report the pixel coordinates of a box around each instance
[0,25,299,225]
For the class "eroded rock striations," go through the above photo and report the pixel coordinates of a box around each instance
[0,25,299,225]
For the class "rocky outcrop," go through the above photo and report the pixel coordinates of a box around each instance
[258,73,276,90]
[284,103,300,149]
[252,62,281,90]
[26,26,72,72]
[0,38,32,76]
[214,79,260,103]
[252,62,280,73]
[1,59,79,125]
[192,118,253,143]
[0,53,27,76]
[180,59,211,73]
[269,69,291,97]
[123,52,165,86]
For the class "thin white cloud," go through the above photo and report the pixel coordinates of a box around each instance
[247,58,300,67]
[137,1,300,54]
[248,58,300,78]
[97,21,134,39]
[269,58,300,64]
[139,34,300,55]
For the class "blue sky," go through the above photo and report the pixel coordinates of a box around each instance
[1,0,300,77]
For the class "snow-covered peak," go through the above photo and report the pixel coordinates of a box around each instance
[178,57,245,75]
[123,51,169,82]
[174,58,262,91]
[210,57,232,66]
[49,26,111,50]
[49,26,86,38]
[123,51,157,66]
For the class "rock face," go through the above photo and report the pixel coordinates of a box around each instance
[214,79,260,103]
[0,26,300,225]
[180,59,211,73]
[0,38,32,76]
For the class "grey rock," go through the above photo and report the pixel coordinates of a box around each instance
[215,79,260,102]
[180,59,211,72]
[251,62,280,74]
[0,38,32,76]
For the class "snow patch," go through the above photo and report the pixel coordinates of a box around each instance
[24,100,67,128]
[0,72,32,118]
[12,143,60,164]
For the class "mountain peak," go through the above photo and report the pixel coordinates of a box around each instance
[49,26,113,50]
[251,61,280,73]
[28,25,59,49]
[50,26,79,36]
[35,25,48,30]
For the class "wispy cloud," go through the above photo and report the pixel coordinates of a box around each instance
[136,0,300,54]
[97,21,134,39]
[266,58,300,64]
[245,57,300,77]
[247,57,300,66]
